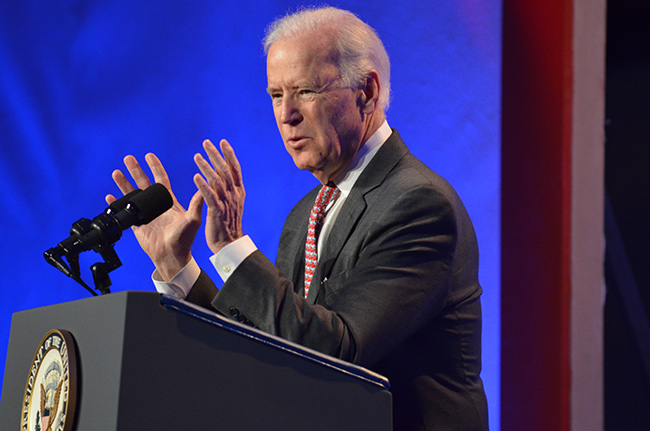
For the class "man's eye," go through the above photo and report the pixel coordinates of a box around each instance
[298,89,315,97]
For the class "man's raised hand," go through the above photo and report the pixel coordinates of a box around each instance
[193,139,246,255]
[106,153,203,281]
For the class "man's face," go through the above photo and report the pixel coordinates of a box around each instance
[266,33,364,184]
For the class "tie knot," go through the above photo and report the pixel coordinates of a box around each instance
[315,185,340,210]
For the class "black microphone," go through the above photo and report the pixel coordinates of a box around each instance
[107,188,143,215]
[51,183,173,258]
[59,189,143,246]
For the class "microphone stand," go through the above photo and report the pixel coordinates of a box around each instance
[44,217,123,296]
[44,184,172,296]
[44,249,97,296]
[89,242,122,295]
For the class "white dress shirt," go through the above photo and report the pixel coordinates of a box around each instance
[154,120,392,298]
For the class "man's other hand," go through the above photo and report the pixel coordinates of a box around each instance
[193,139,245,255]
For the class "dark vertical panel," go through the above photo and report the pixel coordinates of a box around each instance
[604,0,650,428]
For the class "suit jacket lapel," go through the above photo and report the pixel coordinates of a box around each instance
[307,130,409,303]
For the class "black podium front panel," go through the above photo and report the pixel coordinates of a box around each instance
[0,291,392,431]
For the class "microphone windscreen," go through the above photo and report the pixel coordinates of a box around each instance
[130,183,173,224]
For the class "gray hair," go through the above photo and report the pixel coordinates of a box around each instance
[263,6,391,111]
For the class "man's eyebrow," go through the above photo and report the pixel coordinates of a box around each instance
[301,77,333,88]
[266,78,333,95]
[266,82,316,95]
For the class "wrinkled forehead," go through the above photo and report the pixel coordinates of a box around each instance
[267,22,340,57]
[266,34,341,84]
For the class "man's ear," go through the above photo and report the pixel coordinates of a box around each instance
[359,70,381,114]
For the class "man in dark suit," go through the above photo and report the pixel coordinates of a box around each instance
[108,6,488,430]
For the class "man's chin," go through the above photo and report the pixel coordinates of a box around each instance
[292,163,326,183]
[292,157,318,172]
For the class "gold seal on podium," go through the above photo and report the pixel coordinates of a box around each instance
[21,329,78,431]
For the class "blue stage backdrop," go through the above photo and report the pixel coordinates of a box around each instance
[0,1,501,428]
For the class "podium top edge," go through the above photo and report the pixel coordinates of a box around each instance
[159,293,390,391]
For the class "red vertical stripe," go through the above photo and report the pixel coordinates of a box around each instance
[501,1,573,430]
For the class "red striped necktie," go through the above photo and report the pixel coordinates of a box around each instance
[304,185,340,298]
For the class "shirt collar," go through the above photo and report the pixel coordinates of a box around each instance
[332,120,392,197]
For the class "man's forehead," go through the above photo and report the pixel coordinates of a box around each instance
[267,29,339,64]
[269,39,334,61]
[266,39,340,85]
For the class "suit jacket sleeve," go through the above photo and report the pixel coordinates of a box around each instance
[190,181,461,368]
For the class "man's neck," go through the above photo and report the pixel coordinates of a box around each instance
[360,111,386,148]
[315,111,387,184]
[328,119,391,189]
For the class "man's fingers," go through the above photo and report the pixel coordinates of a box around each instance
[145,152,181,204]
[203,139,234,191]
[105,194,117,205]
[145,153,171,187]
[123,155,152,190]
[194,153,228,200]
[220,139,244,188]
[193,172,223,211]
[111,169,136,196]
[186,189,204,222]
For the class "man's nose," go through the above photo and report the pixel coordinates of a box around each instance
[280,98,302,125]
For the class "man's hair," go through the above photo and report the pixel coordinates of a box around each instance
[263,6,391,111]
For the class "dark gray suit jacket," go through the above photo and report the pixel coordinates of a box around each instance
[187,130,489,430]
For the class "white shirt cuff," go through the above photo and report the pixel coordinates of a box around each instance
[209,235,257,282]
[152,257,201,299]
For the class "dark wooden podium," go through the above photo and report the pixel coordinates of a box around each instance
[0,291,392,430]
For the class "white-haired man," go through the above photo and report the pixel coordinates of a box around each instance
[108,7,488,430]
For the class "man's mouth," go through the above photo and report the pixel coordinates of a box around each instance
[287,136,308,148]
